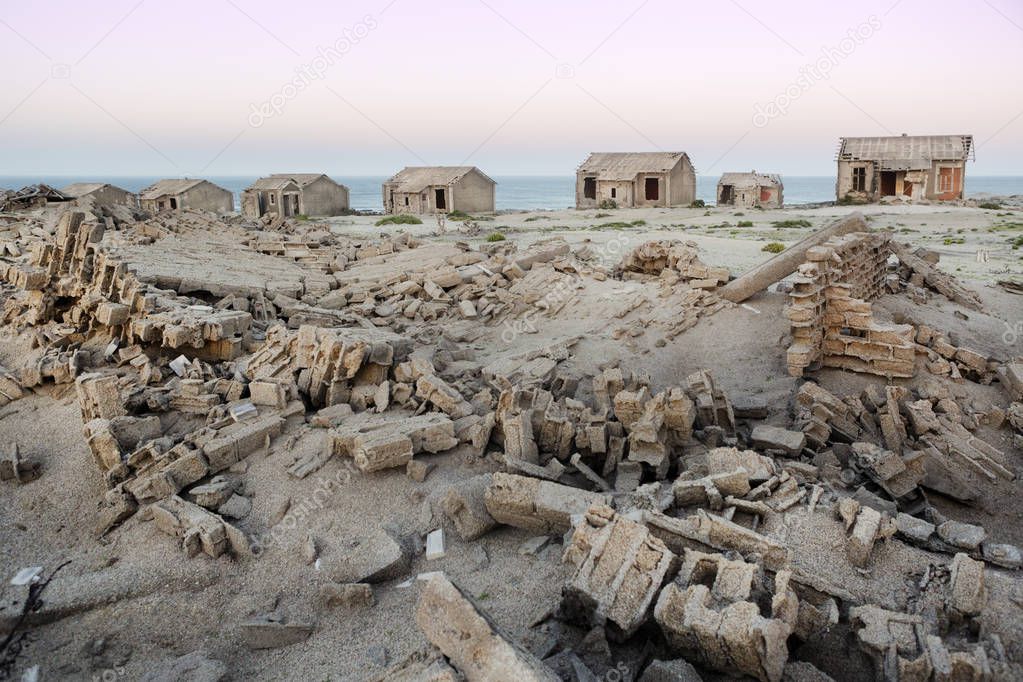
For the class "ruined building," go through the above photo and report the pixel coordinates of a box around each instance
[716,171,783,208]
[139,179,234,214]
[382,167,496,215]
[62,182,137,208]
[242,174,349,219]
[576,152,696,209]
[836,134,974,203]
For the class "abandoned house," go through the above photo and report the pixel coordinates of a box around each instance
[62,183,137,208]
[139,179,234,214]
[242,174,350,218]
[836,134,974,203]
[575,152,696,209]
[382,167,496,215]
[0,184,73,211]
[716,172,783,208]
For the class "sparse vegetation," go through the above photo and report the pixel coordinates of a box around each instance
[598,199,618,210]
[596,220,646,229]
[486,232,506,242]
[594,212,612,218]
[737,220,753,227]
[1011,235,1023,250]
[942,237,966,245]
[296,214,310,221]
[375,214,422,226]
[978,202,1002,210]
[690,199,706,208]
[762,242,786,253]
[771,219,812,228]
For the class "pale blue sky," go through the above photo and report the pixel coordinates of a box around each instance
[1,0,1021,176]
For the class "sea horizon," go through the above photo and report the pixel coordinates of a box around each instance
[3,174,1022,213]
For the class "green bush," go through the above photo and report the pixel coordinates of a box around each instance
[486,232,506,242]
[375,214,423,226]
[771,219,811,228]
[762,242,785,253]
[978,202,1002,210]
[942,237,966,245]
[596,220,646,229]
[737,220,753,227]
[690,199,706,208]
[598,199,618,210]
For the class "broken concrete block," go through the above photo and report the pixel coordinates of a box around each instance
[327,529,409,583]
[320,582,374,609]
[416,374,474,419]
[937,520,986,551]
[415,573,559,682]
[239,616,313,649]
[76,372,126,422]
[406,460,435,482]
[948,553,986,617]
[0,444,40,484]
[441,474,498,541]
[562,505,676,636]
[151,495,242,559]
[425,528,446,561]
[484,472,609,534]
[751,425,806,456]
[847,506,883,568]
[654,553,792,682]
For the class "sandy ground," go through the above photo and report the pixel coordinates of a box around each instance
[1,202,1021,681]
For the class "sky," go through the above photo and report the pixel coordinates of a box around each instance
[1,0,1021,177]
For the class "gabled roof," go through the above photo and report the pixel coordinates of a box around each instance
[139,178,208,200]
[247,177,300,191]
[837,135,974,170]
[62,182,129,196]
[717,172,782,188]
[578,152,690,180]
[384,167,494,193]
[267,173,342,188]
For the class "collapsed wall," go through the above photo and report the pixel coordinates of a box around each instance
[785,232,915,378]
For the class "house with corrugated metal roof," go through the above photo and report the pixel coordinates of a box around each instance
[382,167,495,215]
[575,152,696,209]
[716,172,783,209]
[139,179,233,214]
[836,134,974,203]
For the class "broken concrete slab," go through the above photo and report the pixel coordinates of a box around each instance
[415,573,559,681]
[484,472,609,534]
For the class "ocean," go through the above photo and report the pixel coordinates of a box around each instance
[2,175,1021,213]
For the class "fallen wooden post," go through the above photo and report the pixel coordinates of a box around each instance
[718,212,867,303]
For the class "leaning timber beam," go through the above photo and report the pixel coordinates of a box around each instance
[718,212,868,303]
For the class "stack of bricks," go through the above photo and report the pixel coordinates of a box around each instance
[786,232,915,379]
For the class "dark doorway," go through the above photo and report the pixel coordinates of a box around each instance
[645,177,659,201]
[880,171,897,197]
[720,185,734,205]
[435,189,447,210]
[169,197,178,209]
[583,177,596,200]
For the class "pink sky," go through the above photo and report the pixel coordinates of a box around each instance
[1,0,1021,175]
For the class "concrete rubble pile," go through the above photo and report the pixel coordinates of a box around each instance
[1,207,1022,681]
